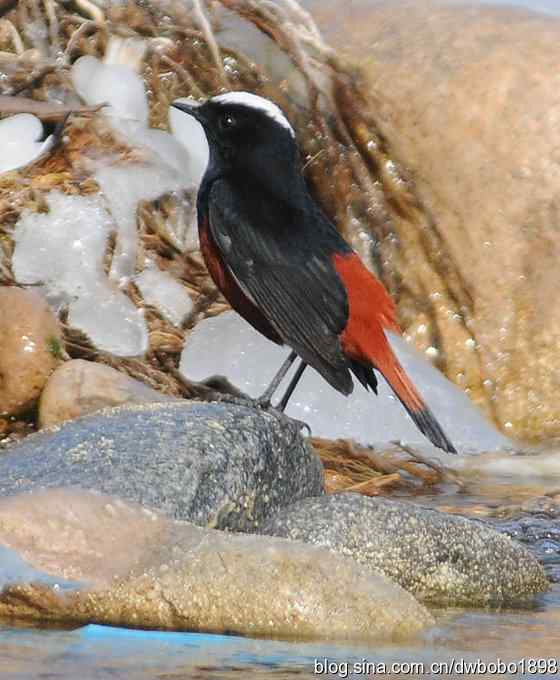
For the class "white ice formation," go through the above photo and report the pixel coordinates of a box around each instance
[0,113,53,174]
[8,39,208,356]
[180,311,513,453]
[71,38,209,282]
[135,265,194,327]
[12,192,149,357]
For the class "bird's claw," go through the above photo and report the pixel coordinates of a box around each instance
[254,396,272,410]
[265,406,312,437]
[297,419,312,437]
[205,390,311,436]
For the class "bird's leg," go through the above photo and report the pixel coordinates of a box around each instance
[277,360,307,412]
[258,355,312,437]
[255,350,298,408]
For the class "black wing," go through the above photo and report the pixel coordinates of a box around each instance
[208,179,353,395]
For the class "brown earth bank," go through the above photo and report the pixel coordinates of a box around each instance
[310,0,560,442]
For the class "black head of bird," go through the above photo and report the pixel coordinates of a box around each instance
[172,92,305,201]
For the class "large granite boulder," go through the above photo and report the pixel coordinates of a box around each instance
[0,401,323,531]
[260,493,549,606]
[0,489,432,641]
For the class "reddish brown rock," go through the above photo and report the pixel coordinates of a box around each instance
[0,288,62,417]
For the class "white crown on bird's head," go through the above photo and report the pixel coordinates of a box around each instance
[211,92,295,138]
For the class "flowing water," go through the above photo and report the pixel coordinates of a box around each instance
[1,586,559,678]
[1,472,559,679]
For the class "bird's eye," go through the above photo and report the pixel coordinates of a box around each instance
[220,113,237,131]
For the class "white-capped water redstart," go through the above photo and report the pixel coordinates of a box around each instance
[173,92,456,453]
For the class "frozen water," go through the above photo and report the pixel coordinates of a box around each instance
[68,289,148,357]
[9,45,208,356]
[71,55,203,188]
[135,265,194,326]
[72,55,149,125]
[124,124,192,178]
[12,192,113,305]
[70,45,209,278]
[180,311,513,453]
[95,163,186,283]
[95,122,203,280]
[0,113,53,174]
[71,54,206,281]
[12,192,149,357]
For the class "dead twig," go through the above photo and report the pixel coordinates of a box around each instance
[0,94,105,120]
[191,0,227,87]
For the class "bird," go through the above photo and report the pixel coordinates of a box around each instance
[172,91,457,454]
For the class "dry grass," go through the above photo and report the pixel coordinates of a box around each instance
[311,436,462,494]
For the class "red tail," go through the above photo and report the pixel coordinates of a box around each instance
[332,253,456,453]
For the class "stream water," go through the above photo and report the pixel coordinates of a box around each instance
[1,587,559,678]
[1,476,559,679]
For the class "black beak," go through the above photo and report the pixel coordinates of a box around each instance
[172,101,204,123]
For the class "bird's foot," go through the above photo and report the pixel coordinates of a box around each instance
[205,388,311,436]
[258,398,312,437]
[254,395,272,410]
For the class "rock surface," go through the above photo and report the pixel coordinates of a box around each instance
[312,1,560,441]
[38,359,176,428]
[0,401,323,531]
[0,288,62,417]
[261,493,549,606]
[0,489,432,641]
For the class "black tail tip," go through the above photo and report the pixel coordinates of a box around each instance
[409,406,457,454]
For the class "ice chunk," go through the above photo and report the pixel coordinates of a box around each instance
[169,98,209,186]
[95,163,185,283]
[72,55,149,125]
[180,311,512,453]
[122,123,193,178]
[69,288,148,357]
[164,193,200,253]
[12,191,113,304]
[71,51,203,275]
[0,113,53,174]
[71,56,198,187]
[12,191,148,357]
[135,265,193,326]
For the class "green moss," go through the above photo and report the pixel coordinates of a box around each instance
[46,336,64,360]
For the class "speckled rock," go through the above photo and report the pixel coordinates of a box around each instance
[0,489,433,641]
[260,493,549,606]
[0,401,323,530]
[0,288,62,417]
[39,359,176,428]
